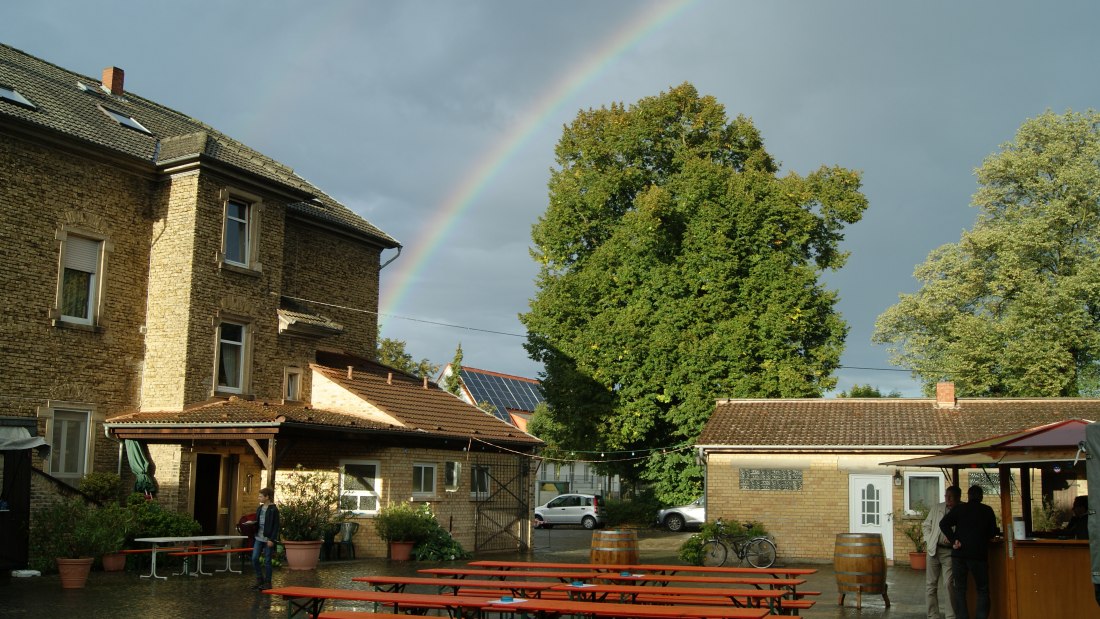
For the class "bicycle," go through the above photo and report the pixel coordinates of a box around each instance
[700,519,777,568]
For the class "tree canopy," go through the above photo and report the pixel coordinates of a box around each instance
[521,83,867,502]
[837,384,901,398]
[874,110,1100,397]
[376,333,439,379]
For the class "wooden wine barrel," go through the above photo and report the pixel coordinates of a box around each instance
[834,533,889,608]
[590,529,639,565]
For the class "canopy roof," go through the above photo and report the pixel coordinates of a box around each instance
[883,418,1092,467]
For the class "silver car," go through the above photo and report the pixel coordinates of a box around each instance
[534,493,604,529]
[656,496,706,531]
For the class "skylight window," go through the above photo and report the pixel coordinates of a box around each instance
[100,106,151,134]
[0,85,35,109]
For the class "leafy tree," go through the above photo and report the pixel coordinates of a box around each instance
[874,110,1100,397]
[838,384,901,398]
[376,333,439,378]
[444,343,464,396]
[521,83,867,502]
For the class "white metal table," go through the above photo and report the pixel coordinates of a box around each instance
[132,535,247,579]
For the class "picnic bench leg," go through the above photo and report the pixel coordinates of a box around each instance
[215,546,243,574]
[139,545,167,580]
[194,551,213,576]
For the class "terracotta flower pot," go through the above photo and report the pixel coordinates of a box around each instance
[909,551,927,570]
[56,557,94,588]
[389,541,415,561]
[282,540,323,570]
[101,552,126,572]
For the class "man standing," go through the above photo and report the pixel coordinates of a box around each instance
[940,485,999,619]
[923,485,961,619]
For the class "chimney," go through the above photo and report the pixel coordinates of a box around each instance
[936,381,956,408]
[423,376,428,390]
[102,67,124,95]
[346,366,353,380]
[387,372,392,385]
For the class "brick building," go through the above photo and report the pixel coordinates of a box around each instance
[696,382,1099,563]
[0,44,540,566]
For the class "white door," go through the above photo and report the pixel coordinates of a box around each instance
[848,474,893,558]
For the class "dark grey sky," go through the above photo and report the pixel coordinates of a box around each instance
[6,1,1098,396]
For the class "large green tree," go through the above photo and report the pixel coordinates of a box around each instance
[521,84,867,502]
[875,110,1100,397]
[376,333,439,378]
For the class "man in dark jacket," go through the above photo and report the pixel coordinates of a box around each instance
[939,485,998,619]
[251,487,280,590]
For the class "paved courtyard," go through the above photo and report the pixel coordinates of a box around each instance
[0,528,928,618]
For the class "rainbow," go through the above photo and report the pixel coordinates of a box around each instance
[379,0,696,317]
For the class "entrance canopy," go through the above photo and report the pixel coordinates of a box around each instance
[882,418,1092,468]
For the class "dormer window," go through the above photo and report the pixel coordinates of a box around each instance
[99,105,150,134]
[0,85,35,109]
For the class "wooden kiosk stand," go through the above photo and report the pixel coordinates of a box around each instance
[886,419,1100,619]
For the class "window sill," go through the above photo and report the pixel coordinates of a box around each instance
[218,261,262,277]
[211,390,254,400]
[51,319,104,334]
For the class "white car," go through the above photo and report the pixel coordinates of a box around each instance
[656,496,706,532]
[534,493,605,529]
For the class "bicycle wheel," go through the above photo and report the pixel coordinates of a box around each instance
[701,540,727,567]
[745,537,777,568]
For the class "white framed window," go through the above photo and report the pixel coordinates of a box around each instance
[38,403,97,486]
[444,461,461,492]
[283,367,302,401]
[471,465,490,500]
[55,233,107,327]
[215,321,248,394]
[219,189,262,272]
[340,460,381,515]
[412,463,436,497]
[904,471,944,513]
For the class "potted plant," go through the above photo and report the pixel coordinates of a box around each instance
[96,502,132,572]
[276,465,346,570]
[30,498,125,588]
[374,502,431,560]
[896,505,928,570]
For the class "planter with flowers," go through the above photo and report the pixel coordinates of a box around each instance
[374,502,432,560]
[276,465,347,570]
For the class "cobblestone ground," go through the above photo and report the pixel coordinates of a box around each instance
[0,528,927,618]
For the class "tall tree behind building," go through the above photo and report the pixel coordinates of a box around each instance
[521,83,867,501]
[875,110,1100,397]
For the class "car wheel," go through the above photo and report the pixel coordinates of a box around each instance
[581,516,597,530]
[665,513,686,532]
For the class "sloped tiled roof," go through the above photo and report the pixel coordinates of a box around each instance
[698,398,1100,450]
[106,397,394,432]
[106,355,542,448]
[314,352,541,447]
[0,43,398,248]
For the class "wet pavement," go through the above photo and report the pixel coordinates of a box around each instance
[0,528,930,618]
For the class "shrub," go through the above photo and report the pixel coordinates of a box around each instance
[124,493,201,540]
[29,498,128,572]
[374,502,432,543]
[601,491,663,528]
[79,472,124,505]
[411,504,470,561]
[277,466,346,541]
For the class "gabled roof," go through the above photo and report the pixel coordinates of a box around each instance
[0,43,398,249]
[698,397,1100,451]
[459,366,544,423]
[105,354,542,449]
[312,352,541,447]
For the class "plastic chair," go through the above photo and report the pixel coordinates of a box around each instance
[336,522,359,559]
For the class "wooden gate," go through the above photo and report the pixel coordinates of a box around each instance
[474,456,532,553]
